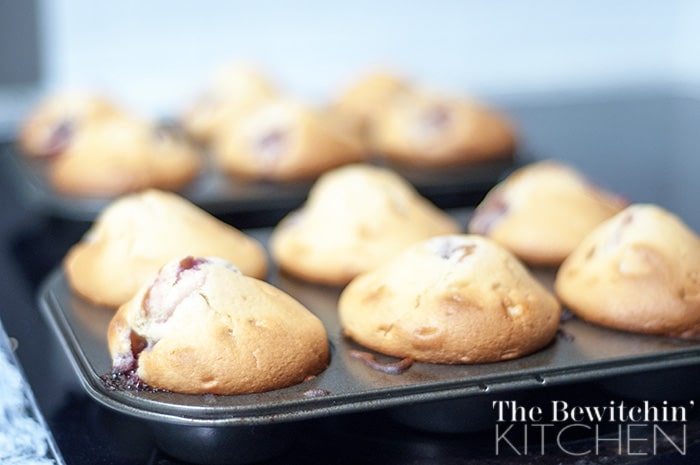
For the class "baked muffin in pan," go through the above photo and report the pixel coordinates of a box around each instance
[468,160,627,265]
[270,164,460,285]
[555,204,700,339]
[339,234,561,363]
[64,189,267,307]
[108,256,329,394]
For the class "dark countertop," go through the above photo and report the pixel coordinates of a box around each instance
[1,87,699,464]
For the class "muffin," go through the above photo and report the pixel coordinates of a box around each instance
[270,164,460,285]
[108,256,329,394]
[339,235,561,363]
[468,160,628,266]
[64,189,267,307]
[49,117,202,196]
[333,71,411,145]
[212,99,365,182]
[372,90,516,166]
[18,91,123,159]
[555,204,700,339]
[181,64,277,143]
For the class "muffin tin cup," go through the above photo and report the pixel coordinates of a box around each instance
[596,363,700,402]
[388,392,521,434]
[150,421,296,465]
[2,141,518,224]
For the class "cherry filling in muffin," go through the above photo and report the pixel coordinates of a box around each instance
[421,104,452,131]
[411,104,454,145]
[107,336,150,390]
[468,190,509,235]
[108,256,221,391]
[254,127,289,164]
[174,256,207,280]
[41,119,75,158]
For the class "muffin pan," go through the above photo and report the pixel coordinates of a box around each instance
[2,141,517,223]
[37,228,700,463]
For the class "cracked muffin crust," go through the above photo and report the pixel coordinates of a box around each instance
[468,160,628,265]
[269,164,460,285]
[108,256,329,394]
[555,204,700,339]
[64,189,267,308]
[339,235,561,363]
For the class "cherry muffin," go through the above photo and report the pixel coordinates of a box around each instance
[468,160,628,265]
[108,256,329,394]
[64,189,267,307]
[270,164,460,285]
[339,235,561,363]
[555,204,700,339]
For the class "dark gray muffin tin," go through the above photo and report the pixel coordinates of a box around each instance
[37,228,700,464]
[3,141,516,222]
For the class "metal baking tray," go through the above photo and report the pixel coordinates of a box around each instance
[36,227,700,463]
[2,140,518,224]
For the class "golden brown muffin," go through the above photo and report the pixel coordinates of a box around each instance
[270,164,460,285]
[555,204,700,339]
[371,90,516,166]
[47,116,202,197]
[18,91,123,159]
[468,160,628,266]
[339,235,561,363]
[64,189,267,307]
[333,71,411,144]
[108,256,329,394]
[181,64,277,143]
[211,99,365,182]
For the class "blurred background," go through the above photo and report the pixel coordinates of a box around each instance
[1,0,700,134]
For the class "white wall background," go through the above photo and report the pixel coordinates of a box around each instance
[35,0,700,119]
[671,0,700,86]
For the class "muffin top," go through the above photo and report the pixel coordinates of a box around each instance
[339,234,561,363]
[555,204,700,339]
[469,160,628,265]
[64,189,267,307]
[270,164,460,285]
